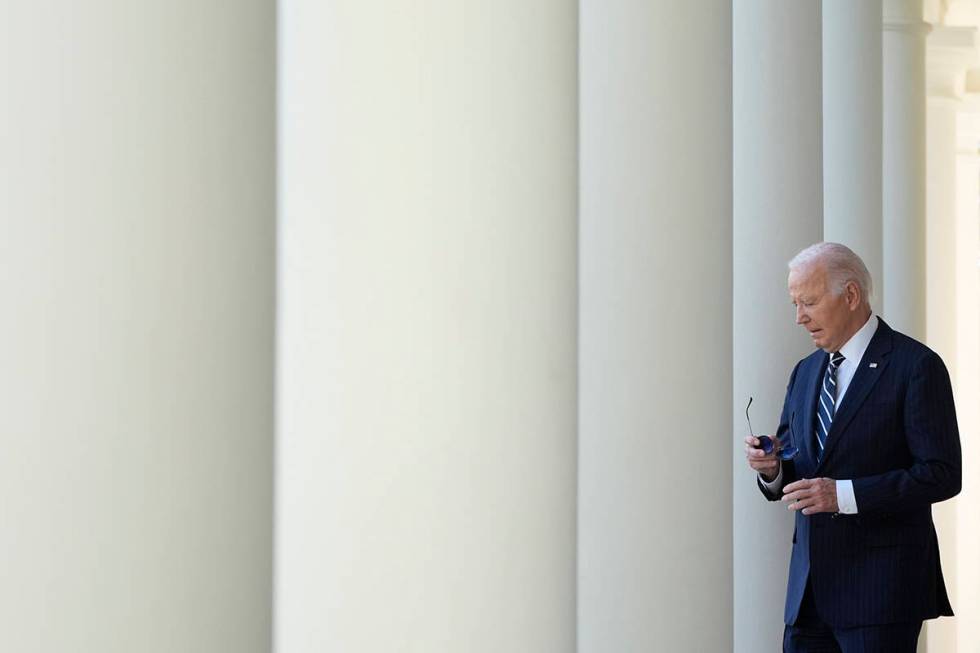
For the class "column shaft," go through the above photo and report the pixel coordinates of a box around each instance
[883,0,930,340]
[823,0,883,313]
[578,2,733,650]
[923,26,979,651]
[0,2,275,651]
[733,1,823,651]
[925,93,960,653]
[926,97,960,374]
[955,102,980,652]
[276,2,578,651]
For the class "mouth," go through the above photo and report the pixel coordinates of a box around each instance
[809,329,822,338]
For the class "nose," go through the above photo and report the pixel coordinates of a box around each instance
[796,305,808,324]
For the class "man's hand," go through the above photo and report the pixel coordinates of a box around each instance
[744,435,780,481]
[782,478,838,515]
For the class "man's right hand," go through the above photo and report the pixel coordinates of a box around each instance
[744,435,780,482]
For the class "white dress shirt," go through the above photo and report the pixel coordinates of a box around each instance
[761,313,879,514]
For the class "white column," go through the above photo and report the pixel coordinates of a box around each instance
[578,3,732,650]
[733,2,823,652]
[823,0,883,314]
[276,3,577,652]
[0,2,274,652]
[884,0,931,340]
[925,27,978,653]
[955,79,980,653]
[732,0,823,653]
[925,92,958,372]
[926,25,977,383]
[924,79,961,653]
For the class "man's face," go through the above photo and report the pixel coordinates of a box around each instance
[788,264,854,353]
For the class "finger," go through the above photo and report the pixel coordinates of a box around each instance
[782,487,813,502]
[801,502,829,515]
[807,492,833,511]
[788,497,816,512]
[783,479,811,493]
[744,436,758,446]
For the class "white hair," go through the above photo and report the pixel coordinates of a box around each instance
[788,242,873,304]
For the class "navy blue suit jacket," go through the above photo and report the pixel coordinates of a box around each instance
[758,318,961,628]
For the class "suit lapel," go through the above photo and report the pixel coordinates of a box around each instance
[816,320,894,471]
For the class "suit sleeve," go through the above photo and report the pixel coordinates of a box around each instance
[758,360,802,501]
[850,350,962,514]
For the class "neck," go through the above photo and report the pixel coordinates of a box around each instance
[840,308,873,348]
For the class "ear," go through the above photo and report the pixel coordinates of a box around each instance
[845,280,862,309]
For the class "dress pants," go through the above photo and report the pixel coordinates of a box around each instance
[782,579,922,653]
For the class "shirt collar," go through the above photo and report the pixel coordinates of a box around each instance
[838,313,878,365]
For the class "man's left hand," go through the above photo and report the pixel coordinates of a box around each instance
[782,478,838,515]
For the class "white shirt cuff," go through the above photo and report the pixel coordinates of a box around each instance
[759,463,783,492]
[836,479,858,514]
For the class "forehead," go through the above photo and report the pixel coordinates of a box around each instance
[788,265,827,296]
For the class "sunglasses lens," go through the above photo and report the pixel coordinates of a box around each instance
[779,445,799,461]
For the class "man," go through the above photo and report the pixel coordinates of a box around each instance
[745,242,961,652]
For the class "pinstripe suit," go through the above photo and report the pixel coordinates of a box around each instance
[759,318,960,633]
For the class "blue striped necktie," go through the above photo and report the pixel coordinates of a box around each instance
[816,351,845,462]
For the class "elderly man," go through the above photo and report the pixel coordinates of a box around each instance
[745,242,961,652]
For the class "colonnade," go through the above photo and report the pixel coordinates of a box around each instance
[3,1,978,651]
[280,1,979,650]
